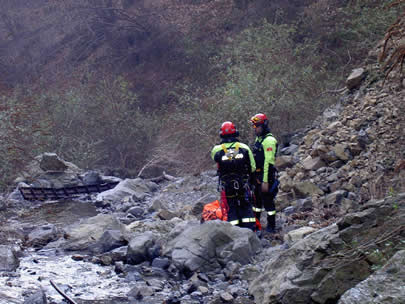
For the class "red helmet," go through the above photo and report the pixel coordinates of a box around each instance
[250,113,268,126]
[220,121,237,136]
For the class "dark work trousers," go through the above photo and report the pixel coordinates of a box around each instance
[225,191,256,231]
[253,182,278,230]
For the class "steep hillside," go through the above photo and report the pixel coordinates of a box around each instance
[0,0,402,188]
[0,37,404,302]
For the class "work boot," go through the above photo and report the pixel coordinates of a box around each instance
[265,226,276,234]
[255,230,262,239]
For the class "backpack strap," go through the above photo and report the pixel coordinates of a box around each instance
[258,133,274,144]
[222,142,239,153]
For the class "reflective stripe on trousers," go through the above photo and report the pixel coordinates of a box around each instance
[241,217,256,223]
[252,206,265,212]
[267,210,276,216]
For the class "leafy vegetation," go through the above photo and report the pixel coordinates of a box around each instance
[0,0,403,186]
[0,76,157,189]
[155,1,401,172]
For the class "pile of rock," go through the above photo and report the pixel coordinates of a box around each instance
[275,70,405,227]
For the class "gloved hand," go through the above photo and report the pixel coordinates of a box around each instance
[261,182,269,193]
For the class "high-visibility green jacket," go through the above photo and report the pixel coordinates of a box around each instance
[252,133,277,183]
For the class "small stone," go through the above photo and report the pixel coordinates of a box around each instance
[220,292,234,302]
[198,286,209,295]
[346,68,366,90]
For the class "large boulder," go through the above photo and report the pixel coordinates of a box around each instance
[62,214,127,252]
[126,231,158,264]
[163,221,261,274]
[338,250,405,304]
[16,153,83,187]
[249,224,341,304]
[96,178,155,202]
[346,68,366,90]
[249,194,405,304]
[26,224,59,249]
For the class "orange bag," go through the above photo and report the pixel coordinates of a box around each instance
[201,199,228,223]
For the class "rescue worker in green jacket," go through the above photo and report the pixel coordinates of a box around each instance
[250,113,279,234]
[211,121,257,231]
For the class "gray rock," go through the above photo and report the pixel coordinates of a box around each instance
[152,257,170,269]
[163,221,261,274]
[323,190,348,207]
[62,214,126,252]
[102,246,128,263]
[285,226,317,244]
[346,68,366,90]
[280,144,299,156]
[302,156,326,171]
[333,144,352,161]
[128,282,154,300]
[322,106,340,122]
[158,208,177,220]
[0,245,19,271]
[8,183,29,201]
[249,225,340,303]
[97,178,152,202]
[23,288,47,304]
[275,156,295,170]
[358,129,371,148]
[127,231,157,264]
[39,153,68,172]
[191,194,218,217]
[127,207,144,218]
[338,250,405,304]
[220,292,234,302]
[292,181,324,198]
[132,191,148,202]
[250,194,405,304]
[296,198,313,211]
[81,171,102,185]
[17,153,82,184]
[26,224,59,248]
[283,206,296,216]
[92,229,127,253]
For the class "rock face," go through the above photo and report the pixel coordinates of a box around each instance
[163,220,261,274]
[249,194,405,304]
[338,250,405,304]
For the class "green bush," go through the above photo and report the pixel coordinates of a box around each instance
[39,76,157,171]
[0,76,158,188]
[0,89,52,189]
[165,21,338,173]
[161,1,401,174]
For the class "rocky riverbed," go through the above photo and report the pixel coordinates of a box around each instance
[1,60,405,303]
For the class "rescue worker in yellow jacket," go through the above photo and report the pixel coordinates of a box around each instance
[250,113,279,234]
[211,121,257,231]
